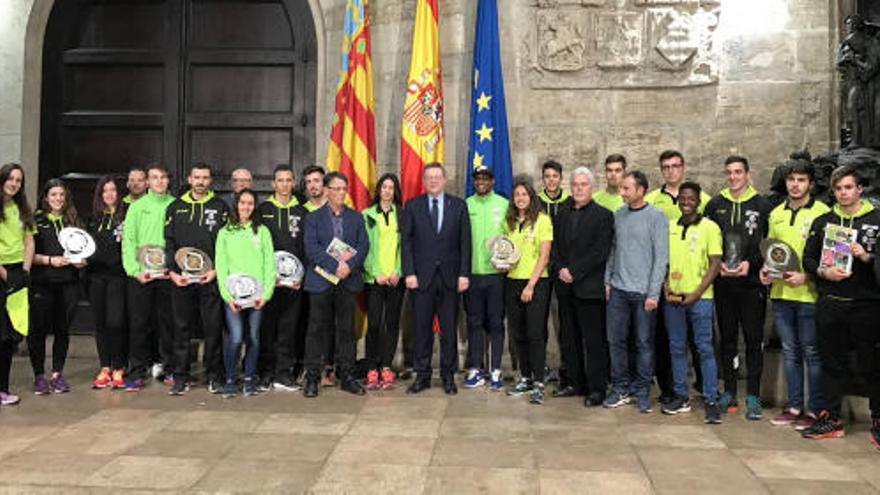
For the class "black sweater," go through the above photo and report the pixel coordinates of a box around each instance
[87,211,125,277]
[551,200,614,300]
[31,212,79,285]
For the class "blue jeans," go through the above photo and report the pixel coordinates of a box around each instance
[773,300,821,413]
[606,288,656,398]
[224,306,262,381]
[664,299,718,402]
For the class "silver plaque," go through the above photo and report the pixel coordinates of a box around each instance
[136,244,167,277]
[58,227,96,264]
[761,238,801,279]
[226,274,263,309]
[275,251,304,286]
[175,247,213,283]
[486,235,521,271]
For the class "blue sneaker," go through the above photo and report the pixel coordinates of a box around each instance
[243,378,258,396]
[488,369,503,392]
[222,380,237,399]
[463,369,485,388]
[124,378,144,392]
[637,395,652,413]
[603,391,631,408]
[718,392,738,414]
[745,395,763,420]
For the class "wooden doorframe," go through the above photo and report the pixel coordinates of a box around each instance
[20,0,327,200]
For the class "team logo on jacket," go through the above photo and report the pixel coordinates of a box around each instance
[114,223,124,243]
[289,215,301,238]
[744,210,760,236]
[861,224,879,252]
[204,209,219,231]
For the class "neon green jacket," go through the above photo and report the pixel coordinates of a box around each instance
[214,222,276,303]
[362,204,402,283]
[466,192,508,275]
[122,190,175,277]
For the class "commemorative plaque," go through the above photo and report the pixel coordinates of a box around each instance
[58,227,95,263]
[760,238,800,279]
[275,251,304,286]
[226,274,263,309]
[136,244,167,277]
[175,247,213,283]
[486,236,521,271]
[722,232,744,272]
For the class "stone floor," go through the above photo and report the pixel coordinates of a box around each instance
[0,349,878,494]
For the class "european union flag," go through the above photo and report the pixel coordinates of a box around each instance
[465,0,512,198]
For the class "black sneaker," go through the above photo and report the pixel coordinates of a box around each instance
[870,419,880,451]
[704,402,722,424]
[257,376,273,393]
[584,392,605,407]
[168,379,189,396]
[273,375,302,392]
[801,410,845,439]
[530,383,545,405]
[661,396,692,415]
[507,378,533,396]
[207,379,223,394]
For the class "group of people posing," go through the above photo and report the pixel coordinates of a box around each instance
[0,148,878,450]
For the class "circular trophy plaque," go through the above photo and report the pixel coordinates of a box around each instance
[136,244,167,276]
[760,238,801,279]
[175,247,213,283]
[274,251,304,286]
[226,274,263,309]
[485,235,521,271]
[58,227,96,263]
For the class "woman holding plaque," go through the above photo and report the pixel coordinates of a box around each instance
[215,189,275,398]
[362,173,404,390]
[29,179,85,394]
[0,163,35,406]
[504,178,553,405]
[87,176,128,389]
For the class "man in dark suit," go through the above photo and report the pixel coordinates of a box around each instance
[402,163,472,395]
[301,172,369,397]
[551,166,614,407]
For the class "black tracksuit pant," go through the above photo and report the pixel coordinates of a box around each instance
[412,276,460,380]
[127,278,173,380]
[716,283,766,398]
[365,283,404,370]
[88,273,127,370]
[816,297,880,420]
[0,267,23,392]
[304,286,356,379]
[558,292,608,397]
[28,282,78,376]
[170,282,224,382]
[507,278,550,382]
[259,286,305,379]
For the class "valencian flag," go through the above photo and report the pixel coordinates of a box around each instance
[327,0,376,211]
[400,0,444,202]
[465,0,512,198]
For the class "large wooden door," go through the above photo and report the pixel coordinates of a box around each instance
[40,0,317,214]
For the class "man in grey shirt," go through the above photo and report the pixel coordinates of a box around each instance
[603,170,669,413]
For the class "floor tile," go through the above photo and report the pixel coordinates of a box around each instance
[310,462,428,494]
[192,459,321,494]
[734,449,863,482]
[539,469,653,495]
[328,435,436,466]
[425,466,538,495]
[254,413,355,435]
[82,455,211,490]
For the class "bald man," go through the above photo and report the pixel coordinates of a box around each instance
[222,168,253,209]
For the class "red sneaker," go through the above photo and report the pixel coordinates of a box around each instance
[770,407,801,426]
[380,368,396,389]
[92,367,112,389]
[366,369,380,390]
[110,369,125,389]
[794,411,818,431]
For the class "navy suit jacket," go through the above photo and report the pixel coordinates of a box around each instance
[401,193,471,290]
[303,204,369,293]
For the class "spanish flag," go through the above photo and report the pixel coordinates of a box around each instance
[400,0,444,202]
[326,0,376,211]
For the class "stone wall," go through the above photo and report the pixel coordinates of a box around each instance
[0,0,841,197]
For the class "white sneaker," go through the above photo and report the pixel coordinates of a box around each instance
[151,363,164,379]
[463,369,485,388]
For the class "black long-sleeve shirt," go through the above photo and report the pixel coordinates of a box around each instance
[551,199,614,300]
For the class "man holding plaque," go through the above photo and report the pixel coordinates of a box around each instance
[463,166,508,390]
[802,165,880,448]
[301,172,369,397]
[256,164,309,392]
[121,164,176,391]
[164,163,228,395]
[759,156,829,428]
[402,163,471,395]
[704,156,771,420]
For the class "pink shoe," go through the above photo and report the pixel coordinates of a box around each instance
[380,368,396,390]
[770,407,801,426]
[366,369,380,390]
[0,391,20,406]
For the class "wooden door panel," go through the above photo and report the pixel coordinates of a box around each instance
[68,65,164,112]
[190,128,291,187]
[76,2,167,49]
[65,128,164,175]
[190,65,293,112]
[190,1,293,49]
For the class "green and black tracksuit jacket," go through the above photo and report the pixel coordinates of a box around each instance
[163,190,228,274]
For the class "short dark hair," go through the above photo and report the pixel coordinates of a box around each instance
[302,165,325,178]
[786,161,814,181]
[605,154,627,167]
[542,160,563,174]
[324,171,349,187]
[659,150,684,165]
[423,162,445,177]
[190,162,212,175]
[724,155,750,172]
[625,170,649,191]
[145,163,168,176]
[679,181,702,197]
[128,167,146,176]
[273,164,295,178]
[830,165,861,188]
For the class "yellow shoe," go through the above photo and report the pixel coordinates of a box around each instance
[92,367,112,389]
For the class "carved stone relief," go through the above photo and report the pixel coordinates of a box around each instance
[528,0,721,89]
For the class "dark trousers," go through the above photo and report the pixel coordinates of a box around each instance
[558,289,608,396]
[607,288,656,399]
[28,282,78,376]
[304,286,356,378]
[127,278,173,380]
[464,274,505,372]
[0,265,24,391]
[507,278,550,382]
[170,282,224,382]
[260,286,305,378]
[412,276,460,379]
[816,297,880,419]
[365,283,404,370]
[716,283,766,397]
[655,296,703,397]
[89,273,127,370]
